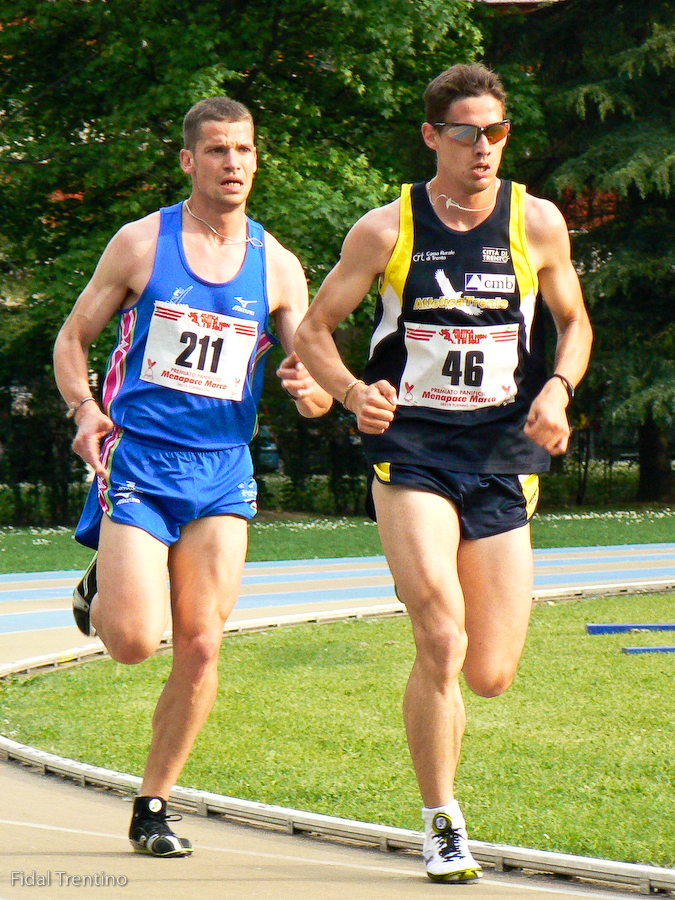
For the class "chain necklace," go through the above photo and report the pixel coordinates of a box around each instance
[426,180,496,213]
[184,201,263,247]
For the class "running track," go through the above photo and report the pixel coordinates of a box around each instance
[0,544,674,899]
[2,543,675,657]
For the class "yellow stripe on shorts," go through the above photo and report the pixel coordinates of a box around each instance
[518,473,540,520]
[373,462,392,483]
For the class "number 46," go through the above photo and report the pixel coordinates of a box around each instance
[442,350,484,387]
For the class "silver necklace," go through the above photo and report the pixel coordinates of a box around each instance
[184,201,263,247]
[426,181,495,213]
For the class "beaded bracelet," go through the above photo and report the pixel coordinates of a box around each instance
[342,379,365,409]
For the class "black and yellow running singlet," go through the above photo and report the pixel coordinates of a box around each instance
[361,180,550,474]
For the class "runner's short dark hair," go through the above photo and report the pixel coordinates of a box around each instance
[183,97,255,150]
[424,64,507,123]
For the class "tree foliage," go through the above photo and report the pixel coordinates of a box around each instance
[480,0,675,500]
[0,0,482,522]
[0,0,481,292]
[5,0,674,517]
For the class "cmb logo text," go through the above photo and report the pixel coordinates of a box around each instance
[465,273,515,293]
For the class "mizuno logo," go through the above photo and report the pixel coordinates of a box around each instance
[170,286,194,303]
[233,297,257,316]
[113,481,142,505]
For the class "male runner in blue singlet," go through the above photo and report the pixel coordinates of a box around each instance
[54,97,332,857]
[296,64,592,883]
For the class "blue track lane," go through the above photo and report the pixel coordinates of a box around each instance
[1,544,675,635]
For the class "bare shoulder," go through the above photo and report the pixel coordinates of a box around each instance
[343,199,400,270]
[264,231,308,313]
[265,231,306,284]
[351,198,400,238]
[264,230,305,279]
[524,193,569,245]
[99,211,160,297]
[524,193,572,270]
[112,211,161,264]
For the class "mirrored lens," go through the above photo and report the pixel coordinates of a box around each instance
[445,124,479,145]
[483,121,510,144]
[440,121,510,145]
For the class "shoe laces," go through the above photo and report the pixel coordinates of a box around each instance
[135,811,183,835]
[432,819,463,862]
[165,813,183,828]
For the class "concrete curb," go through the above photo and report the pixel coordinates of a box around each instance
[1,735,673,895]
[1,602,675,895]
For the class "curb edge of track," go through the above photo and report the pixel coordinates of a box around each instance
[1,731,674,895]
[2,599,675,894]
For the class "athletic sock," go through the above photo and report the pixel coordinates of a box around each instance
[423,799,463,831]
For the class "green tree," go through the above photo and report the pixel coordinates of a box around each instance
[0,0,482,522]
[480,0,675,501]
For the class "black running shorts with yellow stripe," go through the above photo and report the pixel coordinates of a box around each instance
[369,462,539,540]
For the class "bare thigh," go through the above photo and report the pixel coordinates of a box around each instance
[96,515,172,656]
[168,514,249,644]
[458,524,534,697]
[372,480,466,645]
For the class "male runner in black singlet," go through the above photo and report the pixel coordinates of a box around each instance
[295,64,592,883]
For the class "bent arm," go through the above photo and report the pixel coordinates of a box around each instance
[524,198,593,454]
[53,222,152,473]
[294,206,399,434]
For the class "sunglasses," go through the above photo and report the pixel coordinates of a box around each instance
[433,119,511,145]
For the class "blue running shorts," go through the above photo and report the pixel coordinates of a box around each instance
[369,462,539,540]
[75,428,258,549]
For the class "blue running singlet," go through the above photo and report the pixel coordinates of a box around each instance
[101,201,277,451]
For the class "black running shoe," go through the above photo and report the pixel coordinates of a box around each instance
[73,554,97,637]
[129,797,193,857]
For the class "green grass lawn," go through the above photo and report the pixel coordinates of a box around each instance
[1,505,675,573]
[1,507,675,867]
[2,591,675,867]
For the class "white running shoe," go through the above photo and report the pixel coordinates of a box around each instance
[423,807,482,883]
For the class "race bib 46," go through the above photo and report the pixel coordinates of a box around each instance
[399,322,520,411]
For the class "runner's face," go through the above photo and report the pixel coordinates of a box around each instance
[182,119,258,209]
[423,94,507,196]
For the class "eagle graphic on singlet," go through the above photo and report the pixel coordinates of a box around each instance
[361,180,551,475]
